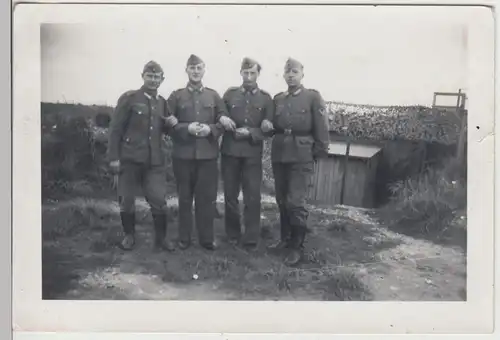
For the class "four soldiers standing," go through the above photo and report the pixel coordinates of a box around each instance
[108,56,330,266]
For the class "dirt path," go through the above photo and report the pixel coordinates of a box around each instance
[42,194,466,301]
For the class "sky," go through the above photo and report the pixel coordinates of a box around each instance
[41,5,469,107]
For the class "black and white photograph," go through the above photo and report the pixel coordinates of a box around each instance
[39,5,470,301]
[12,1,495,334]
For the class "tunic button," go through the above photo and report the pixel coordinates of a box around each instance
[150,126,153,130]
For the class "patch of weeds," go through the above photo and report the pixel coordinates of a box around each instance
[305,249,329,266]
[211,256,235,278]
[43,204,91,239]
[381,157,466,249]
[44,201,116,241]
[315,267,373,301]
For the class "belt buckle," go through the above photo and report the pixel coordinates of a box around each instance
[284,128,292,135]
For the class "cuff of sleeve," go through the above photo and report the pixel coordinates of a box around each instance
[249,129,262,144]
[209,123,224,139]
[313,145,329,159]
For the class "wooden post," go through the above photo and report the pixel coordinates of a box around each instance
[431,89,467,177]
[339,114,350,205]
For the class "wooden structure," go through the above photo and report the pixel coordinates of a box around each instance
[307,141,382,208]
[432,89,468,174]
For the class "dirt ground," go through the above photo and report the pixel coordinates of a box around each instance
[42,193,466,301]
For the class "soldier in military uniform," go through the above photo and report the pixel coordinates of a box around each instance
[166,54,228,251]
[107,60,175,252]
[267,57,330,266]
[220,57,274,249]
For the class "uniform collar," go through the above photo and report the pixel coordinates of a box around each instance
[187,82,204,93]
[284,85,303,97]
[141,86,159,100]
[240,84,259,95]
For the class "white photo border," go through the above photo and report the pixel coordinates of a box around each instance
[11,1,495,334]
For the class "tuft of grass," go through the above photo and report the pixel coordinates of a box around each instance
[382,157,466,246]
[42,198,120,240]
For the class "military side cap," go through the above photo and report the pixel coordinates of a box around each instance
[285,57,303,70]
[143,60,164,74]
[187,54,204,66]
[241,57,260,70]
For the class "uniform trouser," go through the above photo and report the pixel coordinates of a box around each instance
[172,158,219,245]
[272,161,314,249]
[117,161,168,234]
[221,155,262,244]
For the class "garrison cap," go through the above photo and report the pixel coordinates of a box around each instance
[143,60,164,74]
[187,54,204,66]
[284,57,303,70]
[241,57,260,71]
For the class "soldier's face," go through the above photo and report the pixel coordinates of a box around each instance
[186,63,205,83]
[240,65,260,85]
[284,67,304,87]
[142,71,164,90]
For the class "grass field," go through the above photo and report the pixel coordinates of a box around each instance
[42,192,466,301]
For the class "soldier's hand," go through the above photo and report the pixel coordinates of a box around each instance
[164,115,178,127]
[235,127,250,139]
[219,116,236,131]
[188,122,201,135]
[197,124,211,137]
[261,119,274,133]
[109,160,120,174]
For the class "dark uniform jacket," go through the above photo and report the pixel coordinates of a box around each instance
[220,85,274,158]
[107,87,169,166]
[270,86,330,163]
[167,84,227,160]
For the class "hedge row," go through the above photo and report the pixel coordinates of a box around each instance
[325,102,463,145]
[43,100,465,146]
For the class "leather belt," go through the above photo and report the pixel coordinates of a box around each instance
[274,128,311,136]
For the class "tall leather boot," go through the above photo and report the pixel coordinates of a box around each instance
[152,213,175,252]
[268,208,291,250]
[119,212,136,251]
[284,225,306,266]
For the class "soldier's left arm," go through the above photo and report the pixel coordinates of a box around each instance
[207,91,227,139]
[249,93,274,142]
[311,90,330,159]
[248,127,265,143]
[166,91,194,141]
[261,92,275,138]
[161,96,174,134]
[263,92,275,123]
